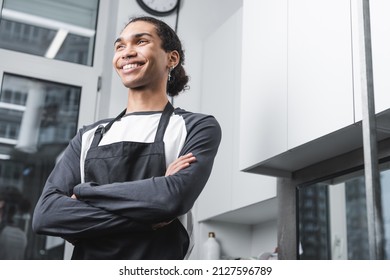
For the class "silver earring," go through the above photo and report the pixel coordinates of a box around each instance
[168,66,175,81]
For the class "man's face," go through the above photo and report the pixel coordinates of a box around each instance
[112,21,169,90]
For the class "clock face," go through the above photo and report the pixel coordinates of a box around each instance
[137,0,179,16]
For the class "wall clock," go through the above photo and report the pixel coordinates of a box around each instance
[136,0,179,17]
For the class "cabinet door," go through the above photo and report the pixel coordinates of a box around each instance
[352,0,390,120]
[287,0,354,148]
[370,0,390,114]
[197,7,277,221]
[239,0,288,170]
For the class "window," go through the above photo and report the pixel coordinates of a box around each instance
[0,0,107,260]
[298,163,390,259]
[0,73,81,259]
[0,0,99,66]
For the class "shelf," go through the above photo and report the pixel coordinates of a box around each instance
[200,197,277,225]
[243,109,390,178]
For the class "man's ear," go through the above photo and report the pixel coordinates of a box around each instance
[168,50,180,68]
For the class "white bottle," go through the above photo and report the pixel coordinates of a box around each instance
[202,232,221,259]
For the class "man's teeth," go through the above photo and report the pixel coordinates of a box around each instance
[123,64,140,70]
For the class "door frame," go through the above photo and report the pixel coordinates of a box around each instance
[0,0,114,259]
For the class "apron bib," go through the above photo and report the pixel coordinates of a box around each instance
[72,102,189,259]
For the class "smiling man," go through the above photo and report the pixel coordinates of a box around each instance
[32,16,221,260]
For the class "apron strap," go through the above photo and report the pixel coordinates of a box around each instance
[154,101,174,142]
[90,109,126,148]
[90,102,173,147]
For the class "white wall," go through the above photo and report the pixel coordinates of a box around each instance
[196,219,277,260]
[251,220,278,257]
[199,221,251,259]
[175,0,244,111]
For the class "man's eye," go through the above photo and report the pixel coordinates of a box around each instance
[138,39,147,45]
[115,44,125,50]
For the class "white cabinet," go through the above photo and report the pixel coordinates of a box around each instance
[352,0,390,121]
[239,0,360,173]
[370,0,390,114]
[239,0,288,170]
[197,7,276,222]
[287,0,355,148]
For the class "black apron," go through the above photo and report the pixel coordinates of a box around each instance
[71,102,189,260]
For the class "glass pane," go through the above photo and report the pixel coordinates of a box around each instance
[298,183,331,259]
[0,0,99,66]
[381,168,390,258]
[0,73,81,259]
[298,164,390,260]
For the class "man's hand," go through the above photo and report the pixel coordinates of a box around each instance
[152,153,196,230]
[165,153,196,176]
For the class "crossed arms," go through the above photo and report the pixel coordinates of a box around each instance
[32,115,221,240]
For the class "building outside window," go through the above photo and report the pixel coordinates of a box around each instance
[298,164,390,259]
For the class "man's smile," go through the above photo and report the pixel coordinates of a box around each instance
[123,63,142,70]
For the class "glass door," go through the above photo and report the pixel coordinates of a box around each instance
[0,0,110,259]
[297,162,390,260]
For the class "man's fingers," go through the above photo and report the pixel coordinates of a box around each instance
[165,153,196,176]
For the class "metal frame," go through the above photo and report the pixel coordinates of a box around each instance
[358,0,384,260]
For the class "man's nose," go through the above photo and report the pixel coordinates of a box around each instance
[122,46,136,59]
